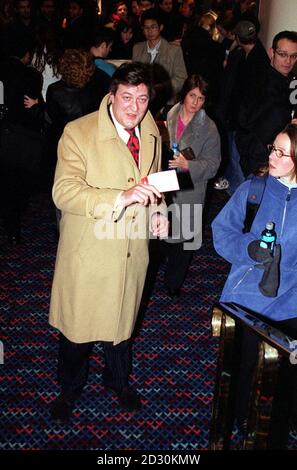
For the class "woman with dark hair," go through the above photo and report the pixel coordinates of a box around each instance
[163,74,221,297]
[110,19,135,59]
[212,124,297,443]
[32,27,62,101]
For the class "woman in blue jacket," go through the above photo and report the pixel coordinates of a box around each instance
[212,123,297,441]
[212,123,297,326]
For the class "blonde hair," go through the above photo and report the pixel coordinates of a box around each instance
[199,12,219,41]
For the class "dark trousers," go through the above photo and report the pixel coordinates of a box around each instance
[164,241,194,290]
[57,333,131,397]
[0,165,33,238]
[146,239,194,292]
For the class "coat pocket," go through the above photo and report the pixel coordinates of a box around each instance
[231,265,259,293]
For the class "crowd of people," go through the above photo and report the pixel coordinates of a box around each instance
[1,0,297,447]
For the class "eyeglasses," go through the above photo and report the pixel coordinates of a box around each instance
[267,144,291,159]
[274,49,297,61]
[143,24,159,31]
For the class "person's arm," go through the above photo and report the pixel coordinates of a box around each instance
[53,122,163,221]
[169,121,221,180]
[211,180,258,265]
[170,45,187,96]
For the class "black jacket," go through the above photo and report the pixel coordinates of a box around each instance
[0,57,44,131]
[46,71,107,140]
[236,66,295,175]
[216,40,270,130]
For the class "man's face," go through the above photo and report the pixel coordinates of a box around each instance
[131,1,140,16]
[41,0,55,19]
[69,2,83,18]
[270,38,297,76]
[17,0,31,20]
[110,83,149,129]
[159,0,173,13]
[142,19,162,42]
[139,1,154,14]
[180,0,195,18]
[101,42,113,58]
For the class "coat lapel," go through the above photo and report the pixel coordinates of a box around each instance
[96,95,159,178]
[140,127,158,177]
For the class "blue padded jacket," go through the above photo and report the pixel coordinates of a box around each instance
[212,175,297,320]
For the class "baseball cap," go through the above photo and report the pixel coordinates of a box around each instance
[233,21,256,40]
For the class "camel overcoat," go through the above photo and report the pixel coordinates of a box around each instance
[49,94,163,344]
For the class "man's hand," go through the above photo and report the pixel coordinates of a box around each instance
[151,212,169,238]
[120,183,161,208]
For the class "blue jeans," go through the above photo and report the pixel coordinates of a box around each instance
[224,131,245,195]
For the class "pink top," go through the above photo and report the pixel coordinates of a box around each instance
[176,114,186,141]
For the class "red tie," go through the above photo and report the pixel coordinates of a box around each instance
[125,128,140,167]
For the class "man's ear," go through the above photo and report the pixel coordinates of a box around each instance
[160,24,164,32]
[268,47,274,61]
[109,92,115,104]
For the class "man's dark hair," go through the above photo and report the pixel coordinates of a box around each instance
[140,8,162,27]
[237,34,257,46]
[91,27,115,48]
[272,31,297,50]
[179,74,209,105]
[137,0,155,5]
[110,61,154,99]
[69,0,84,8]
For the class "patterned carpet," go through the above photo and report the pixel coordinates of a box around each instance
[0,189,296,450]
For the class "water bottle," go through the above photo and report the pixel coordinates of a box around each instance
[172,142,180,157]
[260,222,276,250]
[171,142,181,173]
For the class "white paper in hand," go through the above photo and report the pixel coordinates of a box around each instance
[141,170,179,192]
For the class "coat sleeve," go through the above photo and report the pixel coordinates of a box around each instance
[187,121,221,182]
[53,123,123,221]
[170,45,187,96]
[132,43,141,62]
[211,180,258,265]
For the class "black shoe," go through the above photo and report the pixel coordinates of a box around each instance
[289,414,297,433]
[105,384,142,413]
[166,287,181,299]
[8,234,21,246]
[50,393,76,423]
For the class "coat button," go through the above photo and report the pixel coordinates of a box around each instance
[128,177,134,183]
[127,253,131,257]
